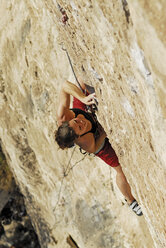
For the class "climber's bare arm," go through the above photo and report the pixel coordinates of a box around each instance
[57,80,95,125]
[56,81,71,125]
[62,80,95,105]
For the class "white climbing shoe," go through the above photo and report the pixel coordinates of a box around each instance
[129,200,143,216]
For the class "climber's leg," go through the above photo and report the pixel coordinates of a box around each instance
[113,165,143,216]
[113,165,135,204]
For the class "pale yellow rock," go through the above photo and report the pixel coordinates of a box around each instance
[0,0,166,247]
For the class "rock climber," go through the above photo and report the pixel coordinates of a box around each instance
[55,79,143,216]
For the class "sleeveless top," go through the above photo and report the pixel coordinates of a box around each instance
[70,108,97,137]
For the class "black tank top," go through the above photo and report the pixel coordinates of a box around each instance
[70,108,97,136]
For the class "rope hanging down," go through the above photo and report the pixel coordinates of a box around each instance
[62,47,84,93]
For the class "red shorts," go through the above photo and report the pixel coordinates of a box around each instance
[95,138,119,167]
[73,96,87,111]
[73,97,119,167]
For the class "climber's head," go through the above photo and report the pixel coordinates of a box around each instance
[55,121,79,149]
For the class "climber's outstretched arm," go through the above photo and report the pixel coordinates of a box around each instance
[57,80,95,125]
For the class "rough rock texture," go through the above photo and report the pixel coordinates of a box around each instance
[0,146,13,213]
[0,0,166,247]
[0,184,41,248]
[0,146,41,247]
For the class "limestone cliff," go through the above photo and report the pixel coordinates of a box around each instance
[0,0,166,247]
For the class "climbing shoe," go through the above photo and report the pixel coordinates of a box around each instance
[129,200,143,216]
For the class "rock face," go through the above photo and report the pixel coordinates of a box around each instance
[0,146,41,248]
[0,183,41,248]
[0,147,13,213]
[0,0,166,247]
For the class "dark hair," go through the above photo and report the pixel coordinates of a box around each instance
[55,121,79,149]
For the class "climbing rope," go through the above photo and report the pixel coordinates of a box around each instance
[57,3,98,112]
[62,47,84,93]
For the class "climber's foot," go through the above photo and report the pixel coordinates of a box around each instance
[129,200,143,216]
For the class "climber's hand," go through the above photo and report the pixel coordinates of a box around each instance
[82,93,96,105]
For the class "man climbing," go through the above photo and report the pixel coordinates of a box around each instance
[55,79,143,216]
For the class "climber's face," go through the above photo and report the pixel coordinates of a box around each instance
[69,116,91,136]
